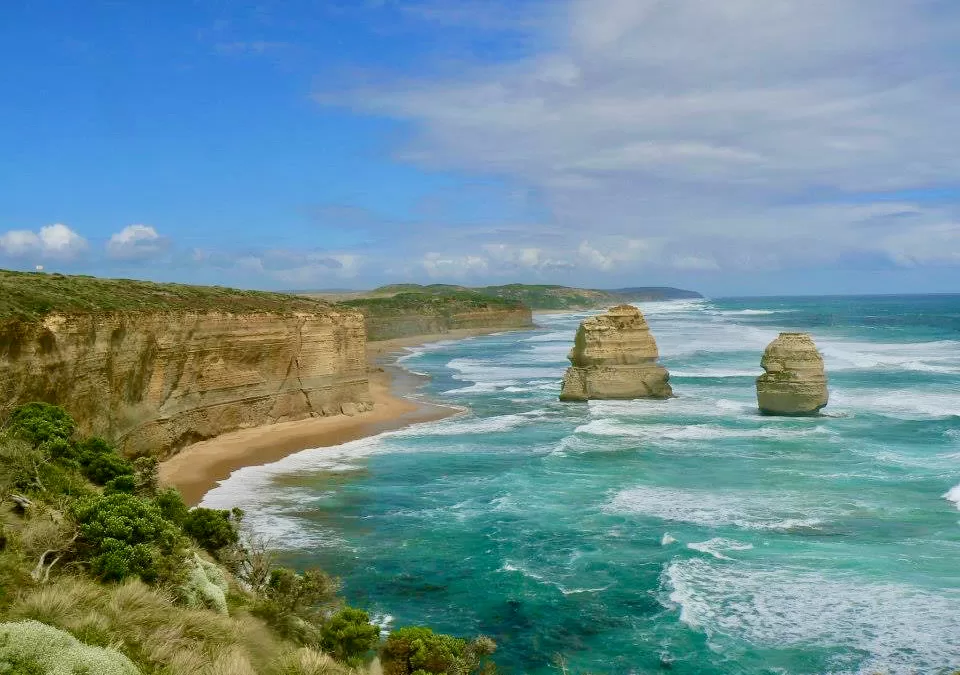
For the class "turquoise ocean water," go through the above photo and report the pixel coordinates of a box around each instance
[204,296,960,674]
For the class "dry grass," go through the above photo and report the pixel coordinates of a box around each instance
[7,575,360,675]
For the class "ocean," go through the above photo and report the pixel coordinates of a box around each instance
[203,295,960,675]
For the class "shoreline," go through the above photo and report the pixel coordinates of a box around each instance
[159,326,528,505]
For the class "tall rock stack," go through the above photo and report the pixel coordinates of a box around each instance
[756,332,829,415]
[559,305,672,401]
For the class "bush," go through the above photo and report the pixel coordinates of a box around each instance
[320,607,379,664]
[182,507,242,555]
[132,456,159,496]
[5,403,75,446]
[381,627,496,675]
[75,437,134,486]
[0,619,139,675]
[153,488,189,526]
[71,492,182,582]
[105,474,137,494]
[179,554,229,615]
[254,568,341,645]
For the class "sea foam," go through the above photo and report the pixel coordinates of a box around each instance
[663,558,960,673]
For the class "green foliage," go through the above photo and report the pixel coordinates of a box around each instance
[319,607,379,664]
[0,619,139,675]
[82,452,134,486]
[381,627,497,675]
[153,488,189,526]
[71,492,182,582]
[71,437,135,486]
[0,268,336,321]
[254,567,341,645]
[182,507,242,555]
[104,474,137,495]
[5,403,75,446]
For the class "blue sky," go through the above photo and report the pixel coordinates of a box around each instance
[2,1,960,296]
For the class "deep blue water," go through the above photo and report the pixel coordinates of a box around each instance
[205,295,960,674]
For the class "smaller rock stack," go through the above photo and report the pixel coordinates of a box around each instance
[756,332,829,415]
[559,305,672,401]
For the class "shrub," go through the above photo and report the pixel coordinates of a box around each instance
[76,438,134,486]
[153,488,189,526]
[179,554,229,615]
[71,492,182,582]
[132,456,159,496]
[5,403,75,446]
[319,607,380,664]
[380,626,497,675]
[183,507,242,555]
[254,568,341,645]
[0,619,139,675]
[105,474,137,494]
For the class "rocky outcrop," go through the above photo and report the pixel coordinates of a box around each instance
[756,332,828,415]
[559,304,672,401]
[0,310,371,458]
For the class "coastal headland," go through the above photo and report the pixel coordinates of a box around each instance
[161,327,516,504]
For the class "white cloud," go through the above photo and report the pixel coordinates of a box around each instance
[324,0,960,276]
[107,224,169,260]
[0,223,87,259]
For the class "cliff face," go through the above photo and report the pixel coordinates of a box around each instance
[0,310,371,458]
[360,307,533,342]
[559,305,672,401]
[756,332,829,415]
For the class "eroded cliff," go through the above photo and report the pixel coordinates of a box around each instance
[0,308,371,459]
[341,291,533,341]
[559,304,672,401]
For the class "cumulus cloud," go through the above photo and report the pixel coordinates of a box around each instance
[322,0,960,277]
[106,224,169,260]
[0,223,87,260]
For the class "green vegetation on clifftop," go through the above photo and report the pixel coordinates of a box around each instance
[0,269,334,321]
[475,284,702,309]
[309,283,702,311]
[0,402,500,674]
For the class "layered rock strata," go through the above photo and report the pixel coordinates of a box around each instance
[756,332,829,415]
[559,304,672,401]
[361,307,533,342]
[0,310,372,458]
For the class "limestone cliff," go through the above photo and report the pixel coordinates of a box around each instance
[342,292,533,342]
[0,310,371,458]
[559,304,672,401]
[756,332,829,415]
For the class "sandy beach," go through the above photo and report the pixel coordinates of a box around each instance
[159,327,523,505]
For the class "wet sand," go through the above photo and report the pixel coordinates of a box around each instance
[159,327,523,505]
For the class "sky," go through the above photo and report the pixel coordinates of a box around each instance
[2,0,960,297]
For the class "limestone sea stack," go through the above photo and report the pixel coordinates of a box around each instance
[559,304,672,401]
[756,332,829,415]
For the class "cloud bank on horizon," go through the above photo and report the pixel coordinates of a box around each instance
[2,0,959,294]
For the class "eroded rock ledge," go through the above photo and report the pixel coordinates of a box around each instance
[559,304,672,401]
[756,332,829,416]
[0,310,372,458]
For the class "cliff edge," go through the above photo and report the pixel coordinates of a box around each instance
[0,270,371,458]
[756,332,829,415]
[559,304,672,401]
